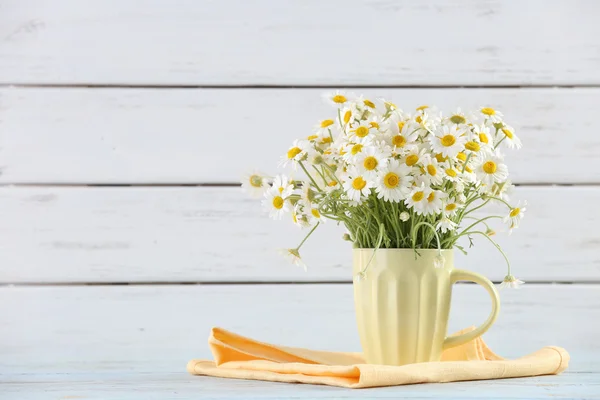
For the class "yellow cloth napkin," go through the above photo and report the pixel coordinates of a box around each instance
[187,327,569,388]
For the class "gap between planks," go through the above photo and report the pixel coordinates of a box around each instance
[3,84,600,89]
[4,281,600,287]
[2,183,600,188]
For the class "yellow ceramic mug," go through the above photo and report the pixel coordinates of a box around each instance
[353,249,500,366]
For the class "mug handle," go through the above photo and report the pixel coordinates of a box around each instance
[442,269,500,350]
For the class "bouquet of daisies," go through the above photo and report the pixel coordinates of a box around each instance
[243,92,525,288]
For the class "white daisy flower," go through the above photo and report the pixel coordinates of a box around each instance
[300,181,316,206]
[348,122,376,142]
[499,274,524,289]
[503,200,527,232]
[497,125,522,149]
[437,217,458,233]
[474,150,509,187]
[420,154,443,185]
[279,248,307,271]
[376,98,400,113]
[337,106,355,130]
[488,180,515,202]
[413,109,439,133]
[443,198,461,216]
[322,90,351,107]
[471,124,493,150]
[307,205,327,224]
[262,188,291,220]
[399,211,410,222]
[402,146,427,168]
[342,168,373,203]
[272,175,294,196]
[356,146,389,179]
[341,136,373,162]
[291,205,311,228]
[354,95,378,112]
[429,125,467,158]
[366,114,384,132]
[480,107,504,123]
[280,139,310,168]
[241,170,270,198]
[384,114,420,153]
[440,161,462,182]
[422,189,446,216]
[313,118,336,136]
[405,184,432,215]
[374,159,414,202]
[448,108,468,125]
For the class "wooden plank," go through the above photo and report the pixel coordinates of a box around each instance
[1,284,598,399]
[0,0,599,85]
[0,186,599,283]
[1,88,599,184]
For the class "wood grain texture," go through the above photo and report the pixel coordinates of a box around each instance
[0,186,599,284]
[1,284,598,398]
[1,87,599,184]
[0,0,599,85]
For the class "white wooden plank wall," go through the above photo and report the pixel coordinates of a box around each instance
[1,0,600,398]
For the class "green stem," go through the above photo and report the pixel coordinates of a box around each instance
[296,222,320,251]
[299,161,321,191]
[411,221,442,253]
[468,231,511,276]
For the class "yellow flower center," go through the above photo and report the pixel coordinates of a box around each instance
[355,126,369,138]
[465,166,473,173]
[343,110,352,124]
[416,105,429,111]
[479,133,489,144]
[352,177,367,190]
[412,191,424,202]
[406,154,419,166]
[392,135,406,147]
[465,141,480,152]
[457,152,467,161]
[287,147,302,159]
[435,153,447,163]
[307,134,318,141]
[321,137,332,144]
[272,196,284,209]
[446,168,457,177]
[320,119,334,128]
[333,95,347,103]
[450,115,466,124]
[415,115,423,124]
[328,181,338,187]
[351,144,363,155]
[445,203,457,211]
[278,187,284,194]
[249,175,262,188]
[509,207,521,217]
[369,121,380,129]
[363,99,376,108]
[481,107,496,116]
[427,165,437,176]
[483,161,497,174]
[383,172,400,188]
[363,156,378,170]
[397,121,405,132]
[441,135,456,147]
[427,192,435,202]
[311,209,321,218]
[501,128,514,139]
